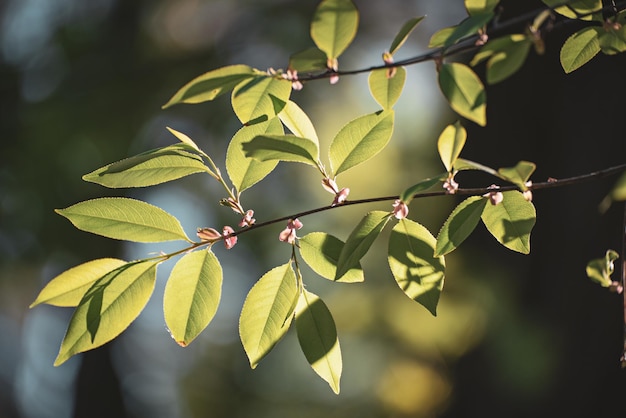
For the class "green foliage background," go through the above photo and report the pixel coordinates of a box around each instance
[1,0,625,417]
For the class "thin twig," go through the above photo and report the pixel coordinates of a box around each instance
[622,203,626,367]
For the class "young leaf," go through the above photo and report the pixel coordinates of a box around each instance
[310,0,359,60]
[586,249,620,287]
[299,232,364,283]
[388,16,425,56]
[239,263,299,368]
[242,134,320,167]
[335,211,391,280]
[226,117,283,193]
[560,27,601,73]
[162,64,256,108]
[497,160,536,188]
[400,175,446,204]
[56,197,190,243]
[296,289,342,394]
[163,250,222,347]
[368,67,406,110]
[435,196,488,256]
[82,144,210,188]
[465,0,499,15]
[30,258,127,308]
[166,127,202,152]
[231,76,292,125]
[454,158,498,176]
[289,47,328,73]
[54,260,159,366]
[438,121,467,172]
[278,100,319,146]
[481,190,536,254]
[329,110,395,176]
[438,63,486,126]
[443,12,494,48]
[388,219,446,316]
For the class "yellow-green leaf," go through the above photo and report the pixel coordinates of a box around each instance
[542,0,603,21]
[242,134,320,167]
[299,232,364,283]
[437,121,467,172]
[54,260,159,366]
[438,63,486,126]
[560,27,601,73]
[289,47,328,73]
[163,250,222,347]
[435,196,487,257]
[278,100,319,146]
[231,76,292,125]
[465,0,499,15]
[239,263,299,368]
[481,191,536,254]
[30,258,127,308]
[310,0,359,60]
[296,289,342,394]
[389,16,425,56]
[56,198,190,243]
[497,160,536,188]
[586,249,620,287]
[368,67,406,110]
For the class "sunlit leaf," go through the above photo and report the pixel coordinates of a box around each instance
[454,158,498,176]
[438,121,467,172]
[481,191,536,254]
[435,196,488,256]
[586,249,619,287]
[542,0,603,21]
[242,134,319,167]
[82,144,210,188]
[278,101,319,146]
[231,76,292,125]
[443,12,494,48]
[329,110,395,176]
[310,0,359,60]
[400,175,445,204]
[429,26,456,48]
[465,0,499,15]
[471,34,532,84]
[54,260,159,366]
[226,118,283,193]
[162,65,256,108]
[30,258,127,308]
[368,67,406,110]
[296,289,342,394]
[56,198,190,243]
[389,16,425,55]
[335,211,391,280]
[388,219,445,316]
[560,27,601,73]
[299,232,364,283]
[163,250,222,347]
[497,160,536,188]
[438,63,486,126]
[289,47,328,73]
[166,127,202,152]
[239,263,299,368]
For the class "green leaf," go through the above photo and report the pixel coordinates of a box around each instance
[166,127,202,152]
[329,110,395,176]
[429,27,456,48]
[388,219,446,316]
[54,260,159,366]
[481,190,536,254]
[610,171,626,201]
[438,63,486,126]
[289,47,328,73]
[598,26,626,55]
[278,101,319,146]
[30,258,127,308]
[226,118,283,193]
[560,27,601,73]
[310,0,359,60]
[56,197,190,243]
[163,250,222,347]
[242,134,320,167]
[368,67,406,110]
[586,249,619,287]
[438,121,467,172]
[435,196,488,256]
[465,0,499,15]
[497,160,536,188]
[299,232,364,283]
[82,144,210,188]
[471,34,532,84]
[231,76,292,125]
[542,0,603,21]
[239,263,299,368]
[400,175,446,204]
[454,158,498,176]
[296,289,342,394]
[335,211,391,280]
[389,16,425,55]
[162,65,256,108]
[444,12,494,48]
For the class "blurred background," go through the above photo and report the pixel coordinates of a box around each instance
[1,0,625,417]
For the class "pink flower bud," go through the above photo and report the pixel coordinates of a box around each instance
[443,175,459,194]
[483,185,503,205]
[322,178,339,194]
[392,199,409,219]
[279,218,303,244]
[238,210,256,227]
[332,188,350,206]
[222,226,237,249]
